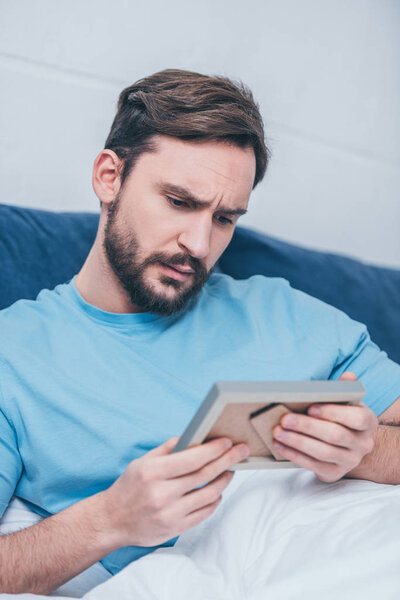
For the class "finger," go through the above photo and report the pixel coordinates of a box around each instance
[173,443,249,495]
[179,470,234,514]
[273,427,350,464]
[153,437,243,479]
[271,441,343,482]
[144,436,181,458]
[305,403,377,431]
[180,496,223,532]
[339,371,358,381]
[278,413,357,449]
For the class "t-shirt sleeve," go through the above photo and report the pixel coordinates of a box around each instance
[0,380,23,519]
[326,306,400,416]
[289,283,400,417]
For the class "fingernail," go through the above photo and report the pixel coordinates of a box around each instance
[309,406,320,416]
[274,427,286,441]
[240,445,250,458]
[282,415,296,427]
[273,441,285,451]
[224,439,233,449]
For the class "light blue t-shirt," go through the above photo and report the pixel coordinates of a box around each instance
[0,273,399,574]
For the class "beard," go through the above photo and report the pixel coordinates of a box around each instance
[103,197,211,317]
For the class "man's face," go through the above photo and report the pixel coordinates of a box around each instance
[103,136,256,316]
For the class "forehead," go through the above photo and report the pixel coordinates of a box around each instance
[131,135,256,205]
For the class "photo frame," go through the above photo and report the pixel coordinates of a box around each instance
[172,381,366,469]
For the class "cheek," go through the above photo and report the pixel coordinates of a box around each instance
[208,230,234,264]
[217,228,235,252]
[132,212,172,250]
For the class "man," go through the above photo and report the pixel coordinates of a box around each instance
[0,69,399,595]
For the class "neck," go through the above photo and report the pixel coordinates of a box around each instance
[74,223,144,314]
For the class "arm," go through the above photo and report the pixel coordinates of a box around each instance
[0,436,247,594]
[0,490,116,595]
[272,372,400,484]
[272,372,378,483]
[346,397,400,484]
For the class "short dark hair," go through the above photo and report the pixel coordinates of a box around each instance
[104,69,270,190]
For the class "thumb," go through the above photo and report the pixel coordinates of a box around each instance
[339,371,358,381]
[145,436,180,457]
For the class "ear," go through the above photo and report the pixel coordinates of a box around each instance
[92,150,123,206]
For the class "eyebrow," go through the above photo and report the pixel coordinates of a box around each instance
[157,182,248,217]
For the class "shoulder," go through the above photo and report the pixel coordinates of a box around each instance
[203,272,369,347]
[204,272,335,317]
[204,272,292,301]
[0,281,72,352]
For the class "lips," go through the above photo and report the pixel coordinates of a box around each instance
[157,263,195,282]
[164,263,195,274]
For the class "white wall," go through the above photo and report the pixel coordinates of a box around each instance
[0,0,399,268]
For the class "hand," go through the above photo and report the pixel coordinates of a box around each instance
[101,436,249,547]
[272,372,378,482]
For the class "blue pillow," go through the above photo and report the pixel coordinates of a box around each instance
[1,203,399,364]
[0,203,97,310]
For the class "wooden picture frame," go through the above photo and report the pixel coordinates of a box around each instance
[172,381,366,470]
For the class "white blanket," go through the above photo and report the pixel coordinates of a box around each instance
[2,470,400,600]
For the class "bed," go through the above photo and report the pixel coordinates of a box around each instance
[0,203,399,598]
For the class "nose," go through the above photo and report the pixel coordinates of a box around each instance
[177,215,212,260]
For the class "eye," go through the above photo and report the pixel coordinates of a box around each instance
[215,215,234,226]
[167,197,189,208]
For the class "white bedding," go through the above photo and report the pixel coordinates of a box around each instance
[2,469,400,600]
